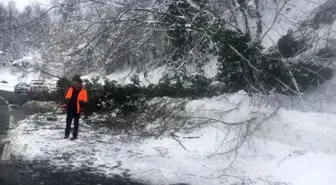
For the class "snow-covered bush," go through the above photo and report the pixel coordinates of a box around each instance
[159,0,334,96]
[71,73,213,116]
[82,77,148,116]
[212,26,333,95]
[316,46,336,58]
[289,62,333,92]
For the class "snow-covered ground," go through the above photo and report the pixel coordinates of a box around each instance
[6,91,336,185]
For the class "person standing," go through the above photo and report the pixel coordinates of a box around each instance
[63,75,88,140]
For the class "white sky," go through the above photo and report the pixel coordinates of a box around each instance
[0,0,49,10]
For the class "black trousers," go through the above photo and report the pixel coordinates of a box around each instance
[65,111,80,138]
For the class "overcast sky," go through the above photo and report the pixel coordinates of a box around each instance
[0,0,49,10]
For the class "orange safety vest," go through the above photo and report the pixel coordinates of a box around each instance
[65,86,88,114]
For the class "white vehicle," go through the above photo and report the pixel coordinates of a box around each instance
[14,82,30,94]
[29,80,48,93]
[46,81,58,93]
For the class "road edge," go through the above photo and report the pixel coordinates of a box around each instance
[0,96,8,105]
[0,96,13,161]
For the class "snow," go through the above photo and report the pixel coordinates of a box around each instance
[257,75,336,115]
[260,0,330,48]
[0,68,55,92]
[0,69,32,92]
[99,57,218,87]
[106,1,124,8]
[6,91,336,185]
[96,0,335,87]
[23,100,59,110]
[248,0,336,52]
[104,67,167,86]
[4,0,336,184]
[81,0,336,87]
[0,0,49,11]
[77,43,87,50]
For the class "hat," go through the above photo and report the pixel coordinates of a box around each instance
[72,74,83,83]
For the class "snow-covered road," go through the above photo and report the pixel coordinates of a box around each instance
[4,92,336,185]
[0,95,147,185]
